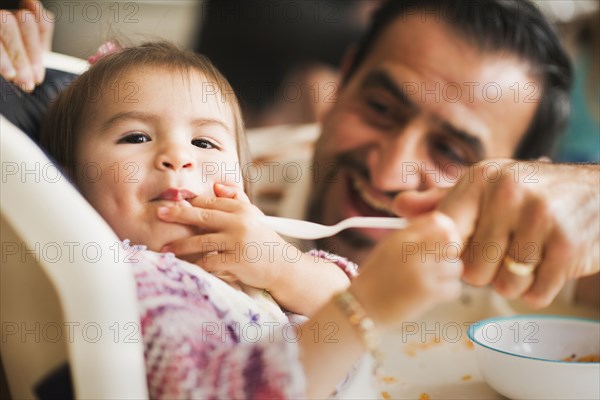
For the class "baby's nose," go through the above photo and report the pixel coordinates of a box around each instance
[156,149,194,171]
[161,160,192,170]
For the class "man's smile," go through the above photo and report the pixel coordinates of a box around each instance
[348,170,396,217]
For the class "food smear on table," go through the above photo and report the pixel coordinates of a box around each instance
[403,337,442,357]
[464,339,474,350]
[562,353,600,362]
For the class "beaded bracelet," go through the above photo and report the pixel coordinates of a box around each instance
[308,249,359,280]
[332,290,384,378]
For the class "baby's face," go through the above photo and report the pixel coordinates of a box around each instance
[74,66,242,251]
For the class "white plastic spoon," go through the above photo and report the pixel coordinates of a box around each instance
[261,215,408,240]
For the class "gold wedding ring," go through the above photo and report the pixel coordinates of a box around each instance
[503,254,537,277]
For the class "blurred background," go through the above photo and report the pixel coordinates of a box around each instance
[48,1,200,58]
[40,0,599,161]
[44,1,598,59]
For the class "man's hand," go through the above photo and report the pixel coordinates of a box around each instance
[0,0,54,91]
[394,160,600,309]
[351,212,463,328]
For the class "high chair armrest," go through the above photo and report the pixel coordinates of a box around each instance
[1,116,148,399]
[43,52,89,74]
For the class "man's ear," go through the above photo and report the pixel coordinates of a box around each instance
[339,44,358,83]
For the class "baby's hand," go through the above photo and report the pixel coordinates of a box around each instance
[351,212,464,327]
[158,183,290,290]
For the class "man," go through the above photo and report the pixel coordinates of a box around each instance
[2,0,599,310]
[306,0,598,309]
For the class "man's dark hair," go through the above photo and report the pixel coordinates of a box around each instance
[345,0,573,159]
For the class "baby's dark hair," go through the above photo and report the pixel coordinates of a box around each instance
[40,41,249,189]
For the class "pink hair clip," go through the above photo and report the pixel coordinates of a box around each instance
[87,41,120,64]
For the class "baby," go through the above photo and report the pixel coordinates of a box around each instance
[41,42,351,316]
[40,42,463,399]
[40,41,358,397]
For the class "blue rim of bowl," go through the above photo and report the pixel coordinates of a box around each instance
[467,314,600,364]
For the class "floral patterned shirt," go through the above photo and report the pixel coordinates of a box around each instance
[124,240,358,399]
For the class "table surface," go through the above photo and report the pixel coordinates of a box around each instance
[342,286,599,400]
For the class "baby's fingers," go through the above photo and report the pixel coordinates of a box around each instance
[214,183,251,203]
[188,193,261,217]
[157,204,234,230]
[187,196,245,213]
[163,232,228,256]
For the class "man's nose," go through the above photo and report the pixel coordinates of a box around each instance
[366,120,431,192]
[156,143,194,171]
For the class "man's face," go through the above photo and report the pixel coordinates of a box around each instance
[310,15,540,263]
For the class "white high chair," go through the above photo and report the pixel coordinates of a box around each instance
[0,54,148,399]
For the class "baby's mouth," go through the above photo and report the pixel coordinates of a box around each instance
[153,188,197,204]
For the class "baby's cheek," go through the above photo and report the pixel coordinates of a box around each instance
[220,164,244,187]
[95,196,134,233]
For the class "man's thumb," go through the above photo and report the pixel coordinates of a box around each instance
[392,187,449,217]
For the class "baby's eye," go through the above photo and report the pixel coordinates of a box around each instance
[118,133,150,144]
[192,139,217,149]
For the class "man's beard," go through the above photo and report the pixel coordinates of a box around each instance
[315,230,375,254]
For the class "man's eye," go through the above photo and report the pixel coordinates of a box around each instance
[118,133,150,144]
[192,139,216,149]
[367,99,391,116]
[433,140,466,164]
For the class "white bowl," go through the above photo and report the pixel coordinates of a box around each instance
[468,315,600,400]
